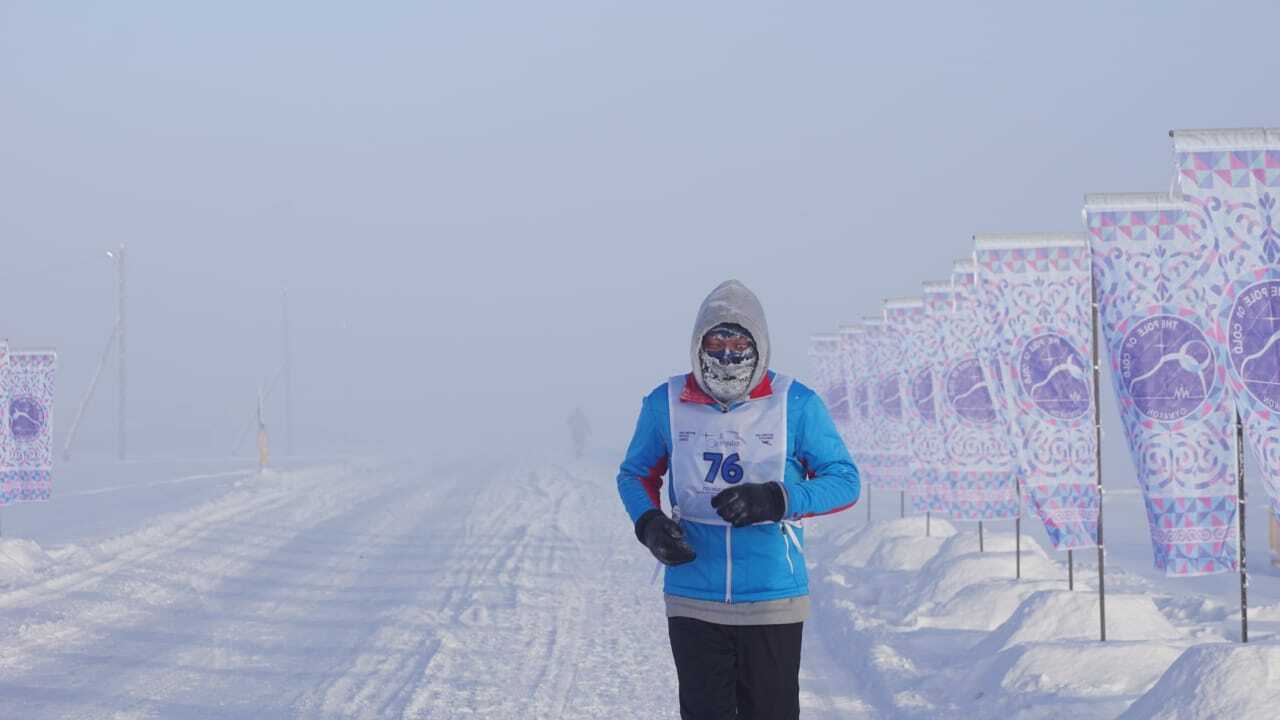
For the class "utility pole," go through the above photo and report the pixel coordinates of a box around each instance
[282,288,294,456]
[115,243,127,462]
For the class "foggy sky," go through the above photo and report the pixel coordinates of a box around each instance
[4,2,1279,464]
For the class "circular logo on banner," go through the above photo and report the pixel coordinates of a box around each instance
[911,367,936,423]
[1227,279,1280,412]
[1018,334,1090,420]
[1120,315,1215,422]
[945,357,996,425]
[878,375,902,419]
[9,396,46,441]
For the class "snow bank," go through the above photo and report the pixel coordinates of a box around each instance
[905,550,1060,610]
[830,516,954,569]
[964,641,1185,701]
[914,578,1061,631]
[1119,643,1280,719]
[0,539,53,583]
[977,591,1183,653]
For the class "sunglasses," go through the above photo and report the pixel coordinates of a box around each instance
[702,333,754,354]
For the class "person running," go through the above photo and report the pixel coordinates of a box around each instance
[616,279,860,720]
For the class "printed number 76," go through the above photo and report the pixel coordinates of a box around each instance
[702,452,744,484]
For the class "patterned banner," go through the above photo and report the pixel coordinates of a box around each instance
[885,298,943,512]
[943,261,1021,521]
[973,239,1099,549]
[2,351,57,505]
[1174,128,1280,526]
[859,316,910,491]
[1085,194,1239,576]
[922,283,956,514]
[836,324,868,477]
[808,333,846,431]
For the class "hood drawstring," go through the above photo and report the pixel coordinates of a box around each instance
[780,519,804,575]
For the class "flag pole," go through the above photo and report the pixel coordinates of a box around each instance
[979,521,984,552]
[1236,410,1249,643]
[1090,257,1107,642]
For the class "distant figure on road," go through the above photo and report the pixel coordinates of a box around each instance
[568,406,591,459]
[616,279,860,720]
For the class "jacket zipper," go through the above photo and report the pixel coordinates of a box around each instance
[724,525,733,603]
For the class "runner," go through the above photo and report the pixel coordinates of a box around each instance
[617,279,861,720]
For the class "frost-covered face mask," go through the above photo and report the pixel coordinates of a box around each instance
[699,325,758,404]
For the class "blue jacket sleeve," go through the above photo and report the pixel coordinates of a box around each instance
[782,384,860,518]
[616,385,671,525]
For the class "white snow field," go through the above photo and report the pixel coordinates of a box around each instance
[0,457,1278,718]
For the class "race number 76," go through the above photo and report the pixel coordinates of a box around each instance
[702,452,744,485]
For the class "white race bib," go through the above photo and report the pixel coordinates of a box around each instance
[668,373,791,525]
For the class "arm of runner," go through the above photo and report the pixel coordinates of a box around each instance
[617,386,671,533]
[782,386,860,518]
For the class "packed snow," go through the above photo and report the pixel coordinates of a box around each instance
[0,456,1277,718]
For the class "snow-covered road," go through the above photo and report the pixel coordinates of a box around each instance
[0,460,868,719]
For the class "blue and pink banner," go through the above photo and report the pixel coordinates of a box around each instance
[885,298,943,512]
[2,350,57,505]
[836,324,868,476]
[926,270,1013,520]
[1174,129,1280,526]
[859,317,910,491]
[1084,193,1239,576]
[973,238,1099,550]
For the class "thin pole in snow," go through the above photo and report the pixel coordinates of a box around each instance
[1016,517,1022,579]
[926,511,931,537]
[115,243,127,462]
[899,490,905,518]
[1068,550,1074,591]
[979,521,984,552]
[1090,262,1107,642]
[1236,410,1249,643]
[282,288,294,457]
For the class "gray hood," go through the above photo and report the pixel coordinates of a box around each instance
[690,279,771,404]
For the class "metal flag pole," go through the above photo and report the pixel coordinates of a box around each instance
[1236,410,1249,643]
[1090,258,1107,642]
[926,511,931,537]
[1068,550,1074,590]
[979,521,985,552]
[115,243,127,462]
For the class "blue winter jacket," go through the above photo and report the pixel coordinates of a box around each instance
[617,371,860,603]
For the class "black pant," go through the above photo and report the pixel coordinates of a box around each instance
[667,616,803,720]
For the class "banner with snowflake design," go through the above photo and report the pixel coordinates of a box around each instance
[885,298,942,512]
[947,261,1021,520]
[1174,128,1280,527]
[1085,193,1238,575]
[858,317,909,491]
[836,324,869,478]
[973,238,1098,549]
[2,351,57,505]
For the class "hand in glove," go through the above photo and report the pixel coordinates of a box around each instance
[636,510,697,566]
[711,482,786,528]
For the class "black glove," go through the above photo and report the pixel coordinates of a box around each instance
[711,482,786,528]
[636,509,696,566]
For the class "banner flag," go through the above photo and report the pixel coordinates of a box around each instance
[1084,194,1239,575]
[2,351,57,505]
[836,324,869,477]
[862,316,910,491]
[1174,128,1280,526]
[922,283,957,514]
[943,262,1021,521]
[885,298,943,512]
[973,238,1099,549]
[808,333,845,430]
